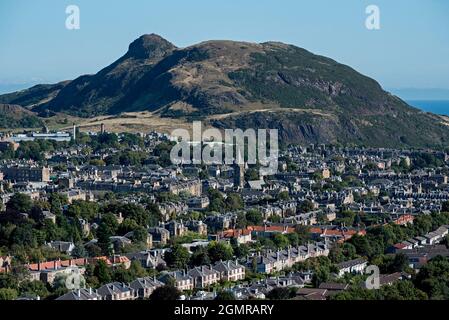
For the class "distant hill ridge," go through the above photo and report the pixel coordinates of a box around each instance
[1,34,448,148]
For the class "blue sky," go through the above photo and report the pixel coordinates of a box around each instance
[1,0,448,98]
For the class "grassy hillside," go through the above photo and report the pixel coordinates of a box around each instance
[0,34,448,148]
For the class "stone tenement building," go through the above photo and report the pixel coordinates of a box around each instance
[168,179,202,197]
[1,165,51,182]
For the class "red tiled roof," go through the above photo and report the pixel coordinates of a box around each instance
[310,227,366,243]
[111,256,130,264]
[91,256,113,265]
[393,214,414,225]
[26,255,130,271]
[247,225,295,233]
[220,229,252,238]
[309,227,323,234]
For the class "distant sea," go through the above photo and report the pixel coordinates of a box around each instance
[407,100,449,116]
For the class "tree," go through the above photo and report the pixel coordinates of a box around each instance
[336,211,356,227]
[413,215,433,235]
[273,234,289,249]
[299,200,314,213]
[113,266,134,283]
[96,224,113,255]
[294,225,311,244]
[207,241,234,263]
[48,193,68,215]
[29,205,44,222]
[10,223,39,248]
[164,245,190,269]
[235,212,248,229]
[225,193,244,210]
[0,288,18,300]
[19,280,49,299]
[293,256,333,287]
[71,242,88,258]
[268,215,281,223]
[6,193,33,214]
[93,260,112,284]
[312,268,330,287]
[207,188,226,212]
[442,235,449,248]
[266,287,295,300]
[133,226,149,244]
[120,132,144,148]
[0,273,19,291]
[66,200,99,220]
[277,191,290,201]
[415,256,449,299]
[245,167,259,181]
[442,201,449,213]
[115,151,147,166]
[156,192,180,203]
[233,243,250,258]
[390,253,409,273]
[330,281,427,300]
[94,132,119,150]
[315,211,328,224]
[199,170,209,180]
[190,247,211,267]
[382,280,427,300]
[102,203,148,226]
[129,260,147,278]
[349,234,373,257]
[257,237,276,251]
[245,209,263,226]
[312,171,323,181]
[150,285,181,300]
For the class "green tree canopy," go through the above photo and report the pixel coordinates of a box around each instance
[164,245,190,269]
[6,193,33,214]
[150,285,181,300]
[0,288,18,300]
[245,209,263,226]
[207,241,234,263]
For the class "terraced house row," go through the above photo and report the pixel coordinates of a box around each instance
[248,241,330,274]
[159,259,246,291]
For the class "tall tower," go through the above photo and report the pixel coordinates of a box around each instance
[233,148,245,189]
[72,123,76,141]
[100,123,105,134]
